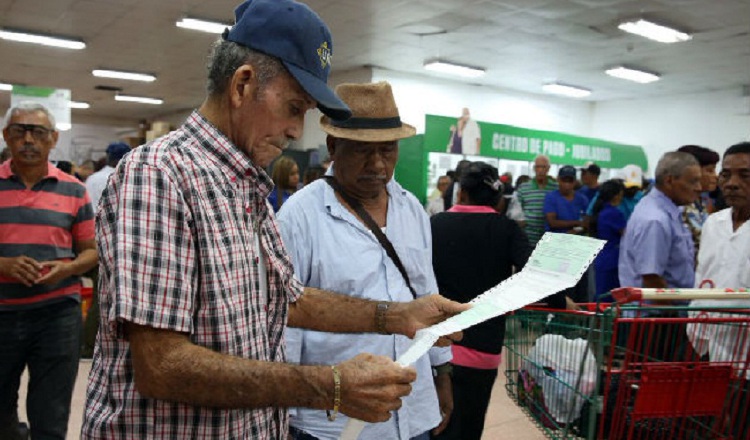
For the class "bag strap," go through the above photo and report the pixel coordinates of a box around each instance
[323,176,417,300]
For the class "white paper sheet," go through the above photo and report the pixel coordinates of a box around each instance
[339,233,605,440]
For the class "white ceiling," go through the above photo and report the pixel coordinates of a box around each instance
[1,0,748,124]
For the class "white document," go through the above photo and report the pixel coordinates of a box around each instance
[340,233,605,440]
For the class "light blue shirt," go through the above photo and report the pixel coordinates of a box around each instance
[277,174,449,440]
[619,188,695,288]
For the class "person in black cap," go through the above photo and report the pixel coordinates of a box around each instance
[579,161,601,201]
[82,2,468,438]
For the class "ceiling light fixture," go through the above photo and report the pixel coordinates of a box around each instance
[115,94,163,105]
[175,17,230,34]
[93,69,156,82]
[605,66,660,83]
[0,82,12,91]
[423,60,485,78]
[69,101,90,109]
[56,123,72,131]
[0,28,85,49]
[618,19,691,44]
[542,82,591,98]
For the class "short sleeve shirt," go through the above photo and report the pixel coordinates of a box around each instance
[543,190,589,232]
[516,178,558,245]
[82,111,303,439]
[618,188,695,288]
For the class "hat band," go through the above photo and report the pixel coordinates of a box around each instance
[331,116,402,129]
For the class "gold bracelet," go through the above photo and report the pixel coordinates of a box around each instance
[375,302,390,335]
[326,365,341,422]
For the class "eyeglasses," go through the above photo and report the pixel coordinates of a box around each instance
[5,123,55,140]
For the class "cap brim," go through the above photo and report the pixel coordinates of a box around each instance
[319,115,416,142]
[283,61,352,120]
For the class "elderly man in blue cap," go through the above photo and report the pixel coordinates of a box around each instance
[82,1,467,439]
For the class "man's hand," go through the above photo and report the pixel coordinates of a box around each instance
[431,373,453,435]
[388,294,471,339]
[337,353,416,423]
[0,256,42,287]
[36,260,74,285]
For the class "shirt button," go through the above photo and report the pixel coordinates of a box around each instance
[231,176,237,182]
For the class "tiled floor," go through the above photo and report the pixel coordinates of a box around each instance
[19,360,545,439]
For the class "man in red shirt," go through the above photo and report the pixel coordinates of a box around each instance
[0,102,98,439]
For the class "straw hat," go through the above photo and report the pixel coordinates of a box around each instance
[319,82,416,142]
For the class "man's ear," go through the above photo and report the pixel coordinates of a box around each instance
[229,64,258,109]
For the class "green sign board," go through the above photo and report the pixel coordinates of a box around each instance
[423,115,648,170]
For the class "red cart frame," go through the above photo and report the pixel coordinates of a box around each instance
[504,288,750,439]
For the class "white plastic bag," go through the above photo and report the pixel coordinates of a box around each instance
[523,334,597,424]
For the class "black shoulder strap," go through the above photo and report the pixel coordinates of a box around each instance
[323,176,417,300]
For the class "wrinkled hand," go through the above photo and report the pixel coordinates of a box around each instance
[337,353,416,423]
[391,294,471,339]
[431,373,453,435]
[0,256,42,287]
[36,261,72,285]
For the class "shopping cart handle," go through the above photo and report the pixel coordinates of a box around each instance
[611,287,642,303]
[612,286,750,303]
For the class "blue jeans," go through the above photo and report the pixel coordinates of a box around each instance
[0,301,81,440]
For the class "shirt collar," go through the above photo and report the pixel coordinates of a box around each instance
[448,204,497,214]
[0,160,61,181]
[651,187,681,219]
[186,110,273,195]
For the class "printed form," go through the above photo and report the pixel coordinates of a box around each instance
[341,232,605,440]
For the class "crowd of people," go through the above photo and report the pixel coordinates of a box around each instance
[0,0,748,439]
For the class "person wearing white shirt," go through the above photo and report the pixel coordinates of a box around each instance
[85,142,130,210]
[688,142,750,439]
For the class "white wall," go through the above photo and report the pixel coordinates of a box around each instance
[591,89,750,173]
[371,68,594,136]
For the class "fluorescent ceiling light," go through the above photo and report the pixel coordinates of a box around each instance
[93,69,156,82]
[115,94,163,105]
[606,66,660,84]
[69,101,90,109]
[618,19,691,44]
[423,60,485,78]
[542,83,591,98]
[0,29,85,49]
[176,17,230,34]
[56,123,72,131]
[0,82,12,91]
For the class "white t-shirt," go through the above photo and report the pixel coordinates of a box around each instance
[85,165,115,212]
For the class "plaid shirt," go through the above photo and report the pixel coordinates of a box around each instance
[82,111,303,439]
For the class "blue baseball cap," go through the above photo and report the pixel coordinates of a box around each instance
[106,142,131,161]
[224,0,352,120]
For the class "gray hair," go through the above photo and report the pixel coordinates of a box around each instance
[206,40,286,97]
[654,151,699,186]
[3,101,57,129]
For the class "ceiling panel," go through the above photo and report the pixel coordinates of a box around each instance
[0,0,747,123]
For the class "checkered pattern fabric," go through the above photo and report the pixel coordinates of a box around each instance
[82,111,303,439]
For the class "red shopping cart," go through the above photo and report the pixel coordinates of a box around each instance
[504,288,750,439]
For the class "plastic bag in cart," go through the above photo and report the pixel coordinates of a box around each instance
[522,334,598,424]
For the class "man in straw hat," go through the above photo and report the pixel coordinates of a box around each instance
[82,1,467,438]
[278,82,454,440]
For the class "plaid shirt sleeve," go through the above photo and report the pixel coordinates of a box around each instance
[100,160,197,338]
